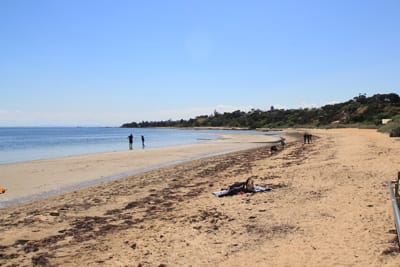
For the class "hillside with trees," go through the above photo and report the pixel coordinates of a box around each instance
[122,93,400,134]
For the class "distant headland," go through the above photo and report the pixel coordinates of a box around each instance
[121,93,400,136]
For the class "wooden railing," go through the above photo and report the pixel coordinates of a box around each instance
[389,172,400,245]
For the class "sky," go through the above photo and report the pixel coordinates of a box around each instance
[1,0,399,126]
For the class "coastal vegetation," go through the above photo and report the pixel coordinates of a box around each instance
[122,93,400,135]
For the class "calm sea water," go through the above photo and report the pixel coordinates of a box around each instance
[0,127,267,164]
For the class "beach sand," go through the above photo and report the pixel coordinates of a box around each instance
[1,129,400,266]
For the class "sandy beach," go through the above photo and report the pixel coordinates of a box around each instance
[1,129,400,266]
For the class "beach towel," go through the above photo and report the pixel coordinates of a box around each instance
[212,185,272,197]
[0,186,6,194]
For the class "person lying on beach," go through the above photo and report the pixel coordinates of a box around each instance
[213,178,271,197]
[219,177,255,197]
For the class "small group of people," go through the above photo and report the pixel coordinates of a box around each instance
[128,134,145,150]
[304,132,313,144]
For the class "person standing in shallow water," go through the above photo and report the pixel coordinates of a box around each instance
[128,134,133,150]
[141,135,145,149]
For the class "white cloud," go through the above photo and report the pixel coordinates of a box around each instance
[298,100,344,109]
[270,104,287,110]
[0,110,134,127]
[2,99,352,126]
[131,104,256,122]
[299,102,320,109]
[0,104,257,126]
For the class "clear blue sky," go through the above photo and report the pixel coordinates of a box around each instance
[1,0,399,126]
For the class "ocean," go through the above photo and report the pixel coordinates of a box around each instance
[0,127,270,164]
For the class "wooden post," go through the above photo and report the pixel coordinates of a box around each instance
[396,172,400,198]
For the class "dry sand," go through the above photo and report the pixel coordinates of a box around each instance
[1,129,400,266]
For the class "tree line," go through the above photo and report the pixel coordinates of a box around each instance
[121,93,400,130]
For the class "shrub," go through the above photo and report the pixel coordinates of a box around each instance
[390,126,400,137]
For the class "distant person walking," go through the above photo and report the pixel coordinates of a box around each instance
[128,134,133,150]
[303,132,312,144]
[141,135,145,149]
[304,132,312,144]
[280,137,286,149]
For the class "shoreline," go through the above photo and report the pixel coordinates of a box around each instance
[0,147,252,209]
[0,133,283,208]
[0,127,280,165]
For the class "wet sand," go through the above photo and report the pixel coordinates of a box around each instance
[1,129,400,266]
